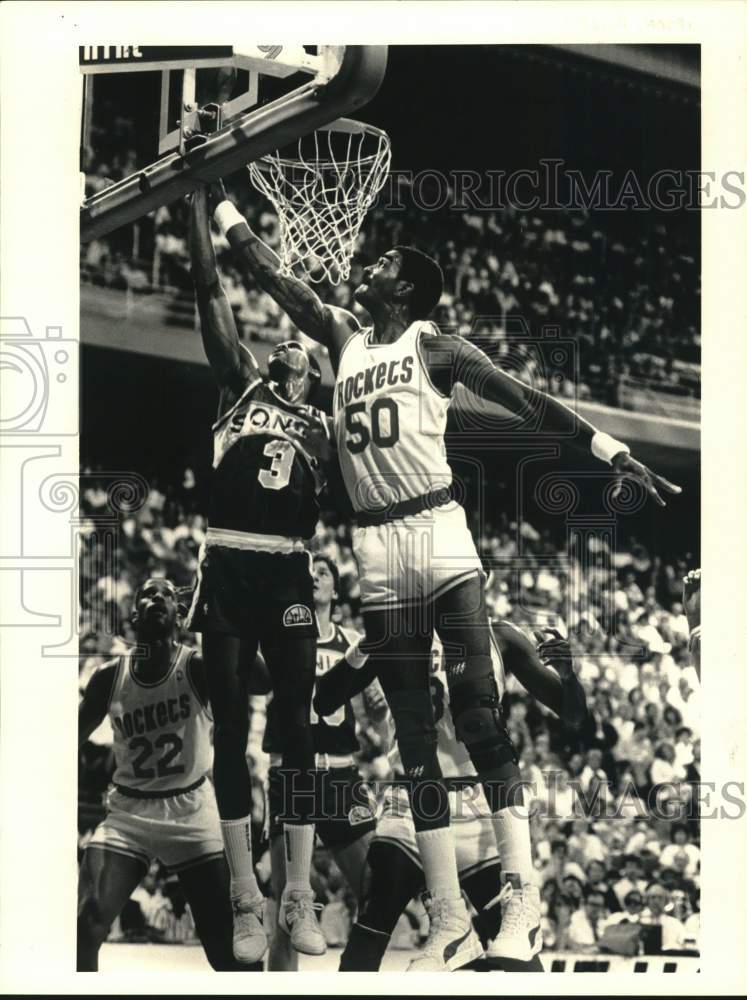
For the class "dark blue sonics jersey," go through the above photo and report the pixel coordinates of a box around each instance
[209,379,332,540]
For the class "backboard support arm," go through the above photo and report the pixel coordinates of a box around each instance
[80,45,388,242]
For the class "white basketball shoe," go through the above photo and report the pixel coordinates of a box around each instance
[232,893,268,963]
[485,872,542,961]
[407,893,483,972]
[279,888,327,956]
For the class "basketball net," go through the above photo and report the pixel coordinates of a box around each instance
[248,119,391,285]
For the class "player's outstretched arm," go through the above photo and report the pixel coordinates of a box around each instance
[78,661,118,747]
[422,332,682,507]
[313,638,379,718]
[493,622,588,729]
[189,186,261,398]
[210,183,358,368]
[683,569,701,679]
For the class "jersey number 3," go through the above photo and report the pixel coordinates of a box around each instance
[258,440,294,490]
[344,399,399,454]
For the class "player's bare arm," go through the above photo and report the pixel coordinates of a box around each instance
[210,182,358,368]
[493,622,588,730]
[78,660,119,747]
[189,185,261,404]
[683,568,701,678]
[421,332,682,508]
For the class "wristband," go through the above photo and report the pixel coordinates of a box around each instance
[591,431,630,465]
[214,200,246,237]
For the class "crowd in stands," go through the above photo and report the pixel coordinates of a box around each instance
[78,462,700,958]
[82,130,701,413]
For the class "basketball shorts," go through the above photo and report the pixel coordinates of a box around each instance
[375,782,499,879]
[352,502,483,611]
[267,765,377,850]
[87,777,224,872]
[186,542,316,641]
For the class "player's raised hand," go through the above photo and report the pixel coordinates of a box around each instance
[207,178,229,209]
[533,627,574,678]
[611,452,682,508]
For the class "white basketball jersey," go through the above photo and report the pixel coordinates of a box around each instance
[333,322,452,513]
[388,630,507,778]
[108,645,212,794]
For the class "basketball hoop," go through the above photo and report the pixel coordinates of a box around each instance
[248,118,391,285]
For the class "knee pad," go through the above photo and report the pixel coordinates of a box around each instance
[386,689,440,778]
[448,672,517,769]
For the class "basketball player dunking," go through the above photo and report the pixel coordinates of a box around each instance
[77,578,256,972]
[211,185,680,970]
[186,186,333,962]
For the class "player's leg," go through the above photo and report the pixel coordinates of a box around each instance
[434,575,541,960]
[262,632,323,956]
[331,830,374,905]
[319,765,377,904]
[176,856,263,971]
[339,837,424,971]
[267,830,296,971]
[202,631,267,962]
[77,847,148,970]
[364,609,481,971]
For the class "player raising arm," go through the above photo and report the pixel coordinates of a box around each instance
[186,186,334,963]
[210,186,679,971]
[211,186,680,506]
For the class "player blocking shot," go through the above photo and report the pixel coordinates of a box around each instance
[257,555,387,970]
[212,184,681,970]
[186,186,333,962]
[77,578,257,972]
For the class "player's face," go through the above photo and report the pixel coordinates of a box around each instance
[268,341,314,404]
[313,560,337,609]
[354,250,403,309]
[134,579,178,635]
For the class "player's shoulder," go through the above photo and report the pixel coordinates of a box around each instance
[82,655,123,703]
[94,654,124,681]
[327,304,361,335]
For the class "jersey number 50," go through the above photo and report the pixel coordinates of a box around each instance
[344,399,400,454]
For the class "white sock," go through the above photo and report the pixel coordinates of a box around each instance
[415,827,462,901]
[283,823,314,894]
[221,816,261,901]
[490,803,535,885]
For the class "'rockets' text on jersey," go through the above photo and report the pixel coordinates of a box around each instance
[332,322,452,513]
[109,645,212,794]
